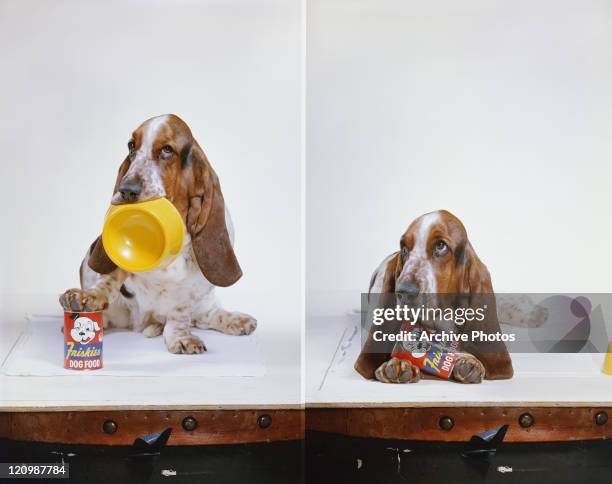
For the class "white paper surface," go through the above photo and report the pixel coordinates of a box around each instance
[311,314,605,398]
[2,315,266,377]
[306,313,612,407]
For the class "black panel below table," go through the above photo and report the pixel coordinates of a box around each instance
[1,438,304,484]
[305,430,612,484]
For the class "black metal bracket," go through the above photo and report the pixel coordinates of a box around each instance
[461,424,509,461]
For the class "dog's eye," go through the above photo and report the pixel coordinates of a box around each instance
[160,146,174,160]
[433,240,449,257]
[128,140,135,153]
[401,246,409,258]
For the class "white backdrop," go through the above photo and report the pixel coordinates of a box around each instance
[307,0,612,308]
[0,0,301,328]
[0,0,301,327]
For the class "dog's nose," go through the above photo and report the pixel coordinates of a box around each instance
[396,281,420,296]
[118,181,142,202]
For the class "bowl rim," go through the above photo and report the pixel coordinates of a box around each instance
[102,200,173,272]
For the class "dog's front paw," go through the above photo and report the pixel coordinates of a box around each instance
[218,312,257,336]
[452,354,486,384]
[375,357,420,384]
[59,288,108,312]
[166,334,207,354]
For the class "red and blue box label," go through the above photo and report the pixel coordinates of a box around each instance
[391,324,459,379]
[63,311,104,370]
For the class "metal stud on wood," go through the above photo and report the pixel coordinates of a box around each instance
[182,416,198,431]
[102,420,118,434]
[518,413,534,428]
[439,416,454,431]
[594,411,608,426]
[258,414,272,429]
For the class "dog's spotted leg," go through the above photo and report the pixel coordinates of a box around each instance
[164,310,206,354]
[59,269,127,312]
[374,357,420,384]
[142,322,164,338]
[194,307,257,336]
[139,313,164,338]
[452,354,486,384]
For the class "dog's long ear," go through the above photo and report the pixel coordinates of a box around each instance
[456,240,514,380]
[355,252,402,380]
[88,236,116,274]
[457,241,493,294]
[381,252,401,293]
[185,143,242,287]
[88,158,129,274]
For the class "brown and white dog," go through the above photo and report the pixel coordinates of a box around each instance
[354,210,514,384]
[59,114,256,354]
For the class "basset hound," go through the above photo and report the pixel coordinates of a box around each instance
[59,114,256,354]
[354,210,514,384]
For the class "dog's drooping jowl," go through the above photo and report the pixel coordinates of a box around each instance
[355,210,515,384]
[59,114,256,354]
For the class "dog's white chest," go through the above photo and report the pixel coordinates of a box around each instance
[124,239,212,314]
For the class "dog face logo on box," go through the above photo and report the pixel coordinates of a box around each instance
[391,325,459,379]
[64,311,104,370]
[403,337,431,359]
[70,316,101,345]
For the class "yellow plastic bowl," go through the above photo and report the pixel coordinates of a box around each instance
[102,198,185,272]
